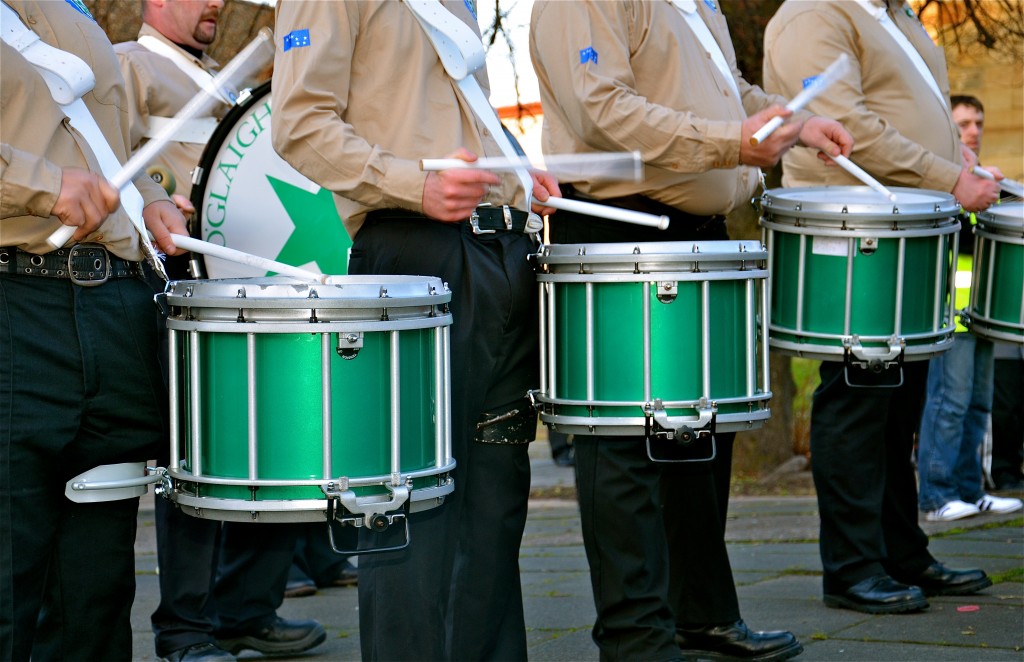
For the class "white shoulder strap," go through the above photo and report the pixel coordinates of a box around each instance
[137,34,233,104]
[671,0,742,105]
[403,0,536,224]
[2,2,163,272]
[852,0,946,108]
[1,1,94,104]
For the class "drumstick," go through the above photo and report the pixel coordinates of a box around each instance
[47,28,276,249]
[420,151,643,182]
[833,155,897,201]
[169,235,327,284]
[750,53,851,146]
[971,166,1024,198]
[421,157,669,229]
[544,197,670,230]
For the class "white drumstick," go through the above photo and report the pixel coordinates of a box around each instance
[47,28,276,249]
[833,155,897,201]
[543,197,670,230]
[420,151,643,182]
[750,53,850,146]
[972,166,1024,198]
[169,235,327,283]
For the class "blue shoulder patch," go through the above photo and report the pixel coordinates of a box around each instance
[802,75,819,89]
[703,0,717,12]
[65,0,93,20]
[464,0,477,20]
[283,29,311,52]
[580,46,598,65]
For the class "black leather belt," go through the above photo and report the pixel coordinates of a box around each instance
[367,205,531,234]
[470,205,530,234]
[0,244,143,286]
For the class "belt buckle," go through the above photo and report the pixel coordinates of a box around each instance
[502,205,514,230]
[469,208,495,235]
[67,243,110,287]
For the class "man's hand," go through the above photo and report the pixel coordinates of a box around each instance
[530,171,561,217]
[50,167,120,242]
[952,166,1000,212]
[171,193,196,217]
[799,116,854,165]
[143,199,189,256]
[422,148,500,222]
[739,105,801,168]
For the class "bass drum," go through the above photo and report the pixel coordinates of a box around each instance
[189,81,353,278]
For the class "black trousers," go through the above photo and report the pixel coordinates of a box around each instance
[350,217,538,661]
[810,361,935,592]
[549,205,742,661]
[150,502,300,656]
[990,357,1024,486]
[0,275,165,662]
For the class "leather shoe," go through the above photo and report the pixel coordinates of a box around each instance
[283,578,317,598]
[161,642,235,662]
[675,620,803,661]
[823,574,928,614]
[216,617,326,655]
[892,562,992,597]
[329,562,358,587]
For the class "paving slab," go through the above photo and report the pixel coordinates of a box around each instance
[123,449,1023,661]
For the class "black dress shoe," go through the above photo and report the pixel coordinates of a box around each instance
[216,617,326,655]
[823,574,929,614]
[892,562,992,597]
[324,560,359,587]
[675,620,803,661]
[161,642,235,662]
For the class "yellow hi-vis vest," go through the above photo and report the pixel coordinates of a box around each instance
[954,212,976,333]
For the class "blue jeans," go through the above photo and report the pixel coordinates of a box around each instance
[918,334,994,512]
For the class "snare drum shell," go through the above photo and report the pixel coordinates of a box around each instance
[536,241,771,435]
[165,277,453,521]
[761,187,959,361]
[969,203,1024,344]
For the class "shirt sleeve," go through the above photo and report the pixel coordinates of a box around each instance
[764,10,960,191]
[530,1,744,174]
[271,0,426,212]
[1,142,63,219]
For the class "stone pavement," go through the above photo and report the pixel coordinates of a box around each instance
[130,441,1024,661]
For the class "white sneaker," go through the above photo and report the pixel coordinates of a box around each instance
[925,500,981,522]
[976,494,1024,515]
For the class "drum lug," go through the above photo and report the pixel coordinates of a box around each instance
[323,486,412,555]
[655,281,677,303]
[842,335,906,387]
[324,482,411,530]
[859,237,879,255]
[336,332,364,359]
[647,398,715,444]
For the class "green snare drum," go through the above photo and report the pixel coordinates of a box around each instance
[162,276,453,529]
[967,202,1024,344]
[531,241,771,440]
[761,187,959,369]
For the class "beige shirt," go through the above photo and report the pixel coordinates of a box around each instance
[763,0,962,190]
[0,0,167,259]
[116,23,227,201]
[271,0,525,237]
[530,0,798,217]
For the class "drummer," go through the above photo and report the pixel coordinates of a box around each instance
[530,2,850,660]
[115,1,325,659]
[1,0,187,657]
[763,0,1001,614]
[271,2,560,660]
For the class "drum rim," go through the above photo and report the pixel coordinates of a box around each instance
[760,185,960,221]
[164,275,452,306]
